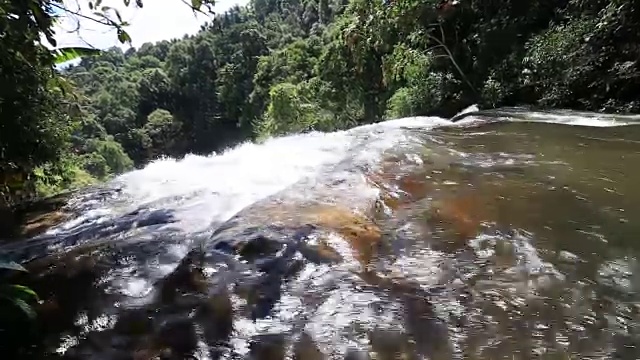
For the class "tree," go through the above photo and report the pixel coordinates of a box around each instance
[0,0,222,204]
[0,0,76,206]
[5,0,640,206]
[141,109,182,158]
[138,68,173,117]
[41,0,218,47]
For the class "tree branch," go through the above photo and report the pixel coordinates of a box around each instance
[50,2,115,28]
[179,0,216,16]
[425,24,477,95]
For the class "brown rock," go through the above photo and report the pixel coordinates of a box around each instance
[0,190,74,240]
[229,204,383,271]
[157,251,208,303]
[300,206,382,269]
[300,239,344,264]
[19,210,71,238]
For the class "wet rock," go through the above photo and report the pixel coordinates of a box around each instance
[293,332,325,360]
[222,228,307,319]
[237,235,285,262]
[0,191,74,240]
[132,348,163,360]
[157,251,208,303]
[211,201,384,271]
[18,210,71,239]
[203,202,396,342]
[558,250,580,264]
[245,271,287,320]
[29,253,105,336]
[61,337,131,360]
[197,288,234,343]
[156,318,198,357]
[113,309,154,337]
[369,328,417,360]
[402,294,452,359]
[301,207,382,270]
[212,201,439,321]
[0,243,115,359]
[356,270,433,300]
[249,333,287,360]
[343,348,371,360]
[22,235,106,275]
[299,240,344,264]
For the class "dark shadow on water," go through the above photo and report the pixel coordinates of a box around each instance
[0,202,200,359]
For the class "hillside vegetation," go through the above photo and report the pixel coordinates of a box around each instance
[2,0,639,206]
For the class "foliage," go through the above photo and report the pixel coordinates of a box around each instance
[0,0,77,207]
[0,261,39,322]
[2,0,640,207]
[0,0,218,206]
[52,47,101,64]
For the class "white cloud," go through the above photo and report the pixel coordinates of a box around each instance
[52,0,249,50]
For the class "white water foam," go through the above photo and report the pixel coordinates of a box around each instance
[41,108,639,238]
[112,130,354,232]
[40,116,459,237]
[491,107,640,127]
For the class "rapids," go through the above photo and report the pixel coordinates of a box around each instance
[2,107,640,359]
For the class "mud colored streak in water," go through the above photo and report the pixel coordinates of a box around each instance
[392,121,640,359]
[1,109,640,359]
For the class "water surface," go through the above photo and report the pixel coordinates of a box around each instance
[2,109,640,359]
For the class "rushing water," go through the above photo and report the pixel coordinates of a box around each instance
[2,108,640,359]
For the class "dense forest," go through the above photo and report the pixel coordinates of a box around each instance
[2,0,639,208]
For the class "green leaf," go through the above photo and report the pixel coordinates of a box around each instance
[0,260,27,272]
[124,0,131,6]
[192,0,203,10]
[49,76,73,96]
[10,298,37,320]
[136,0,143,7]
[9,285,39,302]
[53,47,101,64]
[117,29,132,44]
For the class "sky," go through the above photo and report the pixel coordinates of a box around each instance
[52,0,249,50]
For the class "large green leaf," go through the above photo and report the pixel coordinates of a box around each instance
[52,47,102,64]
[7,284,40,302]
[0,283,39,320]
[117,29,132,44]
[9,298,37,320]
[0,260,27,272]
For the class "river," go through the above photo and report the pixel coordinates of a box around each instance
[2,107,640,359]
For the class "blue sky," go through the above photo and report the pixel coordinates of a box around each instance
[53,0,249,50]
